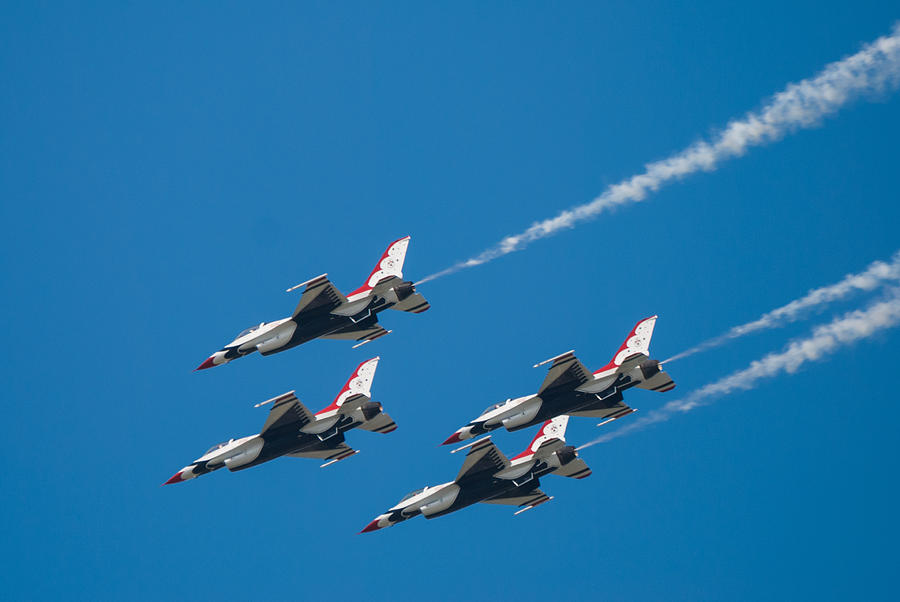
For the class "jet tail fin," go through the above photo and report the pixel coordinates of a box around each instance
[315,357,380,417]
[510,416,569,461]
[591,316,675,392]
[596,315,658,372]
[347,237,410,299]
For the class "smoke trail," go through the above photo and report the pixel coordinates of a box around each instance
[663,250,900,364]
[418,24,900,284]
[578,291,900,449]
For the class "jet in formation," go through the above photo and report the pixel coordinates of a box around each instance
[361,415,588,532]
[196,236,429,370]
[165,357,394,484]
[442,316,675,445]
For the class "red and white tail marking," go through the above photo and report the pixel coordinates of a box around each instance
[594,315,658,374]
[347,236,410,299]
[316,357,380,416]
[511,415,569,460]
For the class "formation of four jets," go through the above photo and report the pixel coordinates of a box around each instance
[168,236,677,533]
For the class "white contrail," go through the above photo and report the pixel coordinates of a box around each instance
[418,24,900,284]
[663,250,900,364]
[578,291,900,449]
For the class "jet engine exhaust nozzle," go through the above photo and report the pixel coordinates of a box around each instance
[556,446,577,466]
[639,359,661,380]
[361,401,383,421]
[395,282,416,301]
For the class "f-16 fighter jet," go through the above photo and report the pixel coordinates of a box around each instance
[196,236,429,370]
[442,316,675,445]
[164,357,395,484]
[361,415,589,532]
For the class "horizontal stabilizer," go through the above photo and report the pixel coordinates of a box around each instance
[554,458,591,479]
[389,291,430,314]
[358,412,397,434]
[636,370,676,393]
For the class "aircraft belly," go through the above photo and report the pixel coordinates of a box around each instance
[434,478,526,517]
[222,438,265,471]
[227,447,280,471]
[256,321,340,355]
[291,431,347,454]
[254,322,298,354]
[417,484,462,518]
[230,433,322,470]
[289,314,353,343]
[505,394,581,431]
[424,488,480,519]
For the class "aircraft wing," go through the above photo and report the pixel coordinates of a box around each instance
[481,487,552,513]
[292,274,347,317]
[287,442,359,467]
[320,323,391,347]
[259,391,315,435]
[535,351,593,397]
[568,397,635,422]
[455,437,510,482]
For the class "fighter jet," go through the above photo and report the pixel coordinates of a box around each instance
[442,316,675,445]
[196,236,429,370]
[361,415,589,532]
[164,357,395,484]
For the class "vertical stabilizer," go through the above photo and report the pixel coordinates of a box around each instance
[347,237,410,299]
[511,416,569,460]
[316,357,380,416]
[594,315,658,374]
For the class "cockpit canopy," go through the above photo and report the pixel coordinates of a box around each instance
[204,439,235,455]
[481,402,504,415]
[235,323,265,339]
[400,487,426,503]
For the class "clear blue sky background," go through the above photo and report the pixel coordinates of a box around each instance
[2,3,899,600]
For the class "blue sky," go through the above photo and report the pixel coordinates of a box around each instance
[2,3,900,600]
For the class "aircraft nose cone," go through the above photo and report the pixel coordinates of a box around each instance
[359,519,382,534]
[195,356,217,371]
[163,471,186,485]
[441,431,464,446]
